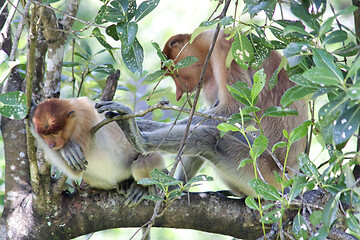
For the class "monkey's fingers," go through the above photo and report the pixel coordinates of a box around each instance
[69,144,88,169]
[60,141,87,172]
[95,102,132,115]
[60,150,82,172]
[124,182,149,207]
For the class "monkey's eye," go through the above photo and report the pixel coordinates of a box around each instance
[52,131,60,136]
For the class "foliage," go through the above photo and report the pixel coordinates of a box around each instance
[215,0,360,239]
[139,169,213,203]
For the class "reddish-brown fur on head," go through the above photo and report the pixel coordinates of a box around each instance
[32,98,76,149]
[163,33,211,101]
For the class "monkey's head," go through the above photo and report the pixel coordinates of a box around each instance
[163,34,206,101]
[32,99,77,150]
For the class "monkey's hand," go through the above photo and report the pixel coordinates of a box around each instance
[96,102,148,153]
[59,141,88,172]
[96,101,132,116]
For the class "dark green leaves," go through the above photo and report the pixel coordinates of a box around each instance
[95,0,159,73]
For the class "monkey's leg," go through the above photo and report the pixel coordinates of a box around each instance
[174,156,205,183]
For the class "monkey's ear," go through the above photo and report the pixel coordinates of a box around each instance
[67,111,76,119]
[168,34,191,48]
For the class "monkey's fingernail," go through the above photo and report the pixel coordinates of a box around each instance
[105,112,118,119]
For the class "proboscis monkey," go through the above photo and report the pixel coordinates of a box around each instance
[96,29,307,197]
[30,97,164,203]
[161,29,308,195]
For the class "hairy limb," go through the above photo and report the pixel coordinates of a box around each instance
[59,140,87,172]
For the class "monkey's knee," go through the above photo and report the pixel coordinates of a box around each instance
[131,153,165,181]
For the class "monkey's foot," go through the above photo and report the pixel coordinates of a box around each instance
[117,179,159,207]
[95,101,132,117]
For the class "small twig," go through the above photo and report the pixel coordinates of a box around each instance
[0,0,20,53]
[91,101,228,135]
[9,0,30,61]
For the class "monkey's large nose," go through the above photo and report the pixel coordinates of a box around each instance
[48,142,56,149]
[176,88,183,101]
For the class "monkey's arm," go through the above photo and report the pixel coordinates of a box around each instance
[59,141,88,172]
[137,119,169,132]
[96,102,235,160]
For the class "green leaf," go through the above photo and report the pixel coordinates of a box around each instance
[344,164,356,189]
[250,135,268,160]
[152,41,167,62]
[298,153,320,178]
[309,210,323,226]
[245,0,276,20]
[293,213,308,240]
[150,168,176,183]
[42,0,60,4]
[333,42,360,57]
[272,141,287,152]
[217,123,241,133]
[245,196,259,210]
[322,198,338,232]
[319,16,335,37]
[185,175,214,187]
[333,104,360,145]
[92,27,114,50]
[228,81,252,106]
[309,227,329,240]
[346,211,360,234]
[0,91,27,119]
[280,85,301,107]
[121,38,143,73]
[260,208,285,224]
[283,42,311,67]
[92,64,116,74]
[249,179,281,201]
[231,33,254,70]
[242,106,261,114]
[142,195,164,202]
[144,70,165,83]
[323,30,348,45]
[137,178,160,186]
[168,188,184,199]
[251,69,266,103]
[312,49,344,83]
[262,106,298,118]
[135,0,159,22]
[0,50,19,83]
[345,55,360,81]
[239,158,253,168]
[288,176,306,202]
[103,3,126,22]
[318,94,348,128]
[117,22,138,54]
[303,67,342,86]
[174,56,198,70]
[268,56,287,90]
[289,120,311,144]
